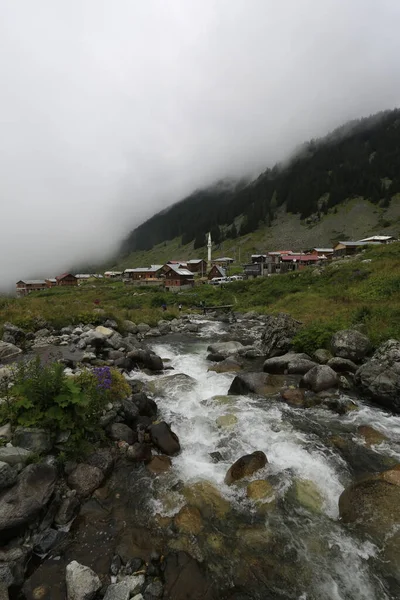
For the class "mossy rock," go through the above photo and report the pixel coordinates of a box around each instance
[182,480,230,519]
[357,425,389,447]
[174,505,203,535]
[216,414,238,428]
[288,479,323,513]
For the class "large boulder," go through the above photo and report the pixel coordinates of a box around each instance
[2,322,26,346]
[261,313,302,358]
[182,481,230,518]
[12,427,53,454]
[327,357,358,373]
[330,329,371,362]
[127,349,163,372]
[65,561,101,600]
[0,446,33,466]
[224,451,267,485]
[263,352,313,374]
[67,464,105,497]
[131,392,158,418]
[0,463,57,541]
[0,461,17,490]
[354,340,400,413]
[228,372,282,397]
[163,552,215,600]
[208,357,242,373]
[300,365,339,393]
[150,422,180,456]
[108,423,136,445]
[0,341,22,361]
[206,341,244,359]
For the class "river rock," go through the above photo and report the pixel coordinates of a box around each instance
[354,339,400,413]
[357,425,389,447]
[109,423,136,445]
[263,352,313,374]
[132,392,158,418]
[206,341,244,358]
[0,423,12,443]
[182,481,230,518]
[146,455,172,474]
[0,446,33,466]
[0,462,17,490]
[143,580,163,599]
[287,479,323,513]
[121,398,140,425]
[339,471,400,542]
[0,463,57,541]
[329,435,397,477]
[280,388,313,408]
[146,373,196,397]
[313,348,333,364]
[327,357,358,373]
[150,422,180,456]
[3,322,26,345]
[228,372,282,396]
[261,313,302,358]
[208,357,242,373]
[127,349,163,372]
[126,443,152,463]
[330,329,371,362]
[123,320,139,334]
[216,414,238,428]
[246,480,274,501]
[67,464,104,497]
[54,493,80,526]
[0,341,22,360]
[103,582,130,600]
[224,451,267,485]
[163,551,215,600]
[300,365,339,392]
[65,561,101,600]
[12,427,53,454]
[174,505,203,535]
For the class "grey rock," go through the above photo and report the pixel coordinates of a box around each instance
[123,320,138,334]
[127,349,163,371]
[33,528,64,556]
[150,422,180,456]
[76,339,87,350]
[109,423,136,445]
[262,313,302,358]
[0,462,17,490]
[0,463,57,541]
[0,424,12,443]
[0,447,33,467]
[67,464,104,497]
[144,579,163,599]
[0,341,22,360]
[34,328,51,338]
[12,427,52,454]
[0,546,30,589]
[263,352,312,374]
[132,392,158,418]
[3,322,26,345]
[104,319,118,330]
[54,493,80,526]
[82,352,96,363]
[121,398,140,425]
[287,358,318,374]
[331,329,371,362]
[103,582,130,600]
[228,372,281,397]
[207,341,244,358]
[106,332,125,350]
[327,357,358,373]
[132,595,144,600]
[313,349,333,364]
[65,560,101,600]
[355,339,400,413]
[301,365,339,393]
[126,443,152,463]
[137,323,151,333]
[85,449,114,477]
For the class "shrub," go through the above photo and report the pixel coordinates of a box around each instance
[0,358,131,457]
[292,321,344,355]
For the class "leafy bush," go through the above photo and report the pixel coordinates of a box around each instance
[0,358,131,457]
[292,321,344,355]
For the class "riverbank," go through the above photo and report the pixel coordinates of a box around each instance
[1,313,400,598]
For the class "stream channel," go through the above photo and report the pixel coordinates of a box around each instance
[22,319,400,600]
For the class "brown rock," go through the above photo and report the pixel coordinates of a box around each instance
[224,451,267,486]
[174,505,203,534]
[246,480,274,500]
[163,551,216,600]
[146,455,172,474]
[280,388,306,407]
[126,443,152,463]
[67,464,104,498]
[357,425,389,447]
[183,481,230,518]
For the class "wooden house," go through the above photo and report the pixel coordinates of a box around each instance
[45,278,57,287]
[56,273,78,286]
[333,241,380,257]
[280,254,322,272]
[186,259,207,274]
[104,271,123,279]
[16,280,47,296]
[124,266,163,282]
[208,265,226,280]
[164,265,194,290]
[212,257,234,268]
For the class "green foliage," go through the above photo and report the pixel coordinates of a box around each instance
[292,321,344,355]
[0,358,131,458]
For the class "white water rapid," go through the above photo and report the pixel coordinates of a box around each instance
[128,320,400,600]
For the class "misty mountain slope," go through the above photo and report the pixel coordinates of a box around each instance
[113,197,400,270]
[120,108,400,257]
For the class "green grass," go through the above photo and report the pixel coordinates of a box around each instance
[1,243,400,353]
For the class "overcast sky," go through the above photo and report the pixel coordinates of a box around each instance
[1,0,400,289]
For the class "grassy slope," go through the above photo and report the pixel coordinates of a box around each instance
[1,242,400,354]
[112,197,400,270]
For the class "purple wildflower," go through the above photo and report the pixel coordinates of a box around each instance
[93,366,112,390]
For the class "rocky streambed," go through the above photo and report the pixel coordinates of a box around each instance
[1,314,400,599]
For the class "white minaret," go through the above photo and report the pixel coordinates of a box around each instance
[207,232,212,267]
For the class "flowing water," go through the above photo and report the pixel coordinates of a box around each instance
[128,319,400,600]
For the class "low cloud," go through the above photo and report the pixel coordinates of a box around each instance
[1,0,400,289]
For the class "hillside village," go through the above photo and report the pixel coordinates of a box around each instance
[15,234,397,297]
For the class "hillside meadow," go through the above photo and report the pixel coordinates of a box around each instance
[1,243,399,354]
